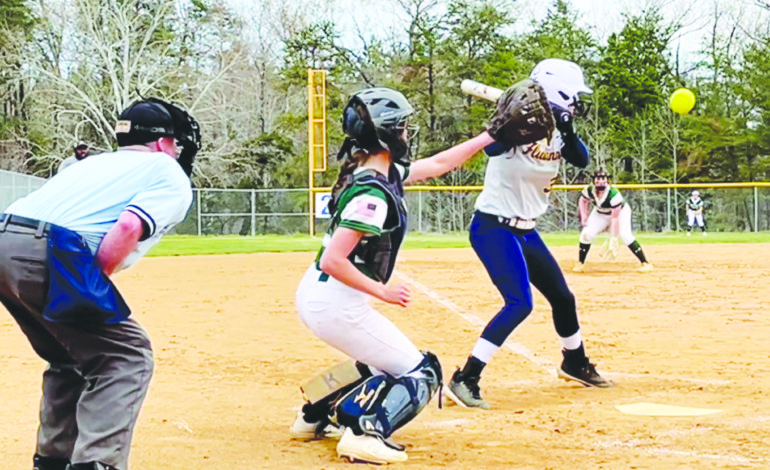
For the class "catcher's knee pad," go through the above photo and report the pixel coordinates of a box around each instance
[335,351,442,439]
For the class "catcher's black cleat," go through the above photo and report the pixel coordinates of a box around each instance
[558,350,612,388]
[446,368,490,409]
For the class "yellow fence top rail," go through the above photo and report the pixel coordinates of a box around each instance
[309,182,770,193]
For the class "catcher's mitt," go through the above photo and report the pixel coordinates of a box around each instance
[486,78,556,146]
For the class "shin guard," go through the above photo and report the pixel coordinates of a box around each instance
[335,352,442,438]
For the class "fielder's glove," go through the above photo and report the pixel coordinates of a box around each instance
[486,79,556,146]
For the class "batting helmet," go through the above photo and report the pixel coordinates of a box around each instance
[530,59,592,117]
[341,87,415,165]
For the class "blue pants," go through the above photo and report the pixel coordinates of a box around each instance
[470,212,579,346]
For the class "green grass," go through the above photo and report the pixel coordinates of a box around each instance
[149,231,770,257]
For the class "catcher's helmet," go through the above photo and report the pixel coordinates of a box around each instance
[692,190,700,197]
[530,59,592,117]
[341,87,415,165]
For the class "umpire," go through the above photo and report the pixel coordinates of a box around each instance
[0,98,200,470]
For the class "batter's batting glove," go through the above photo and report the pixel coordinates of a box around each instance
[552,103,574,135]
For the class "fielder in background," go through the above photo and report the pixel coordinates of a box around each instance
[0,98,200,470]
[290,87,503,464]
[686,190,706,236]
[58,141,92,173]
[447,59,612,411]
[572,170,653,272]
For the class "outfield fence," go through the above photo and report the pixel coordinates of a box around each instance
[173,183,770,236]
[0,170,46,211]
[1,170,767,236]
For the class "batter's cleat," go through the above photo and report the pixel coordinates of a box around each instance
[289,410,343,441]
[572,263,586,273]
[34,454,69,470]
[446,369,490,409]
[558,353,612,388]
[687,231,691,236]
[337,428,407,464]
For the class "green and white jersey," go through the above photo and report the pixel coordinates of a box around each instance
[686,197,704,213]
[315,163,408,282]
[581,184,624,214]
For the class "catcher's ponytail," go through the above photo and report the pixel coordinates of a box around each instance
[328,140,370,216]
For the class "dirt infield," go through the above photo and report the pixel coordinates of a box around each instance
[1,243,769,469]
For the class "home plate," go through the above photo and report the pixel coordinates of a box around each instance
[616,402,723,417]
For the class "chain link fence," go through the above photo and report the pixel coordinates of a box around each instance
[0,170,767,235]
[0,170,46,211]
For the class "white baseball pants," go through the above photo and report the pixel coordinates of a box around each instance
[687,211,704,227]
[579,204,635,245]
[296,265,423,378]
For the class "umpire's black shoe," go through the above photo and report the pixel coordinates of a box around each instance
[558,349,612,388]
[446,369,490,409]
[65,463,118,470]
[34,454,69,470]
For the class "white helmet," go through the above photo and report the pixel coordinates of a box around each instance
[530,59,592,116]
[692,190,700,197]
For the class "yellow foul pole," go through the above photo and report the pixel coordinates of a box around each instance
[307,69,328,236]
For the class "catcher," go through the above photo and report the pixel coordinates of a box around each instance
[572,170,653,272]
[289,74,563,462]
[446,59,612,411]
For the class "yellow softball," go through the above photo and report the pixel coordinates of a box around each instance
[669,88,696,115]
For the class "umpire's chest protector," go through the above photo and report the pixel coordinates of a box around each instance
[348,167,407,283]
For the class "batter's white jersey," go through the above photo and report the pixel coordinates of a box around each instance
[6,149,192,270]
[475,134,565,219]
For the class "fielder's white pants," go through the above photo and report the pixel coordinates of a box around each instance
[296,265,423,378]
[687,211,705,227]
[579,204,635,245]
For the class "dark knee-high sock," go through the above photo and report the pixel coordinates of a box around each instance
[579,243,591,263]
[628,240,648,263]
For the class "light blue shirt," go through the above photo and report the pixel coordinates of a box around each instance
[6,149,192,270]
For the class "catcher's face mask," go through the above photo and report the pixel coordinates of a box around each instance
[594,172,610,191]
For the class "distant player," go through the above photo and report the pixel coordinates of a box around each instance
[446,59,612,411]
[686,190,706,235]
[573,170,653,272]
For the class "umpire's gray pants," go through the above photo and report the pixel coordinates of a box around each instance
[0,223,153,470]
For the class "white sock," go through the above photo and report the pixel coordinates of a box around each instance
[560,330,583,350]
[471,338,500,364]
